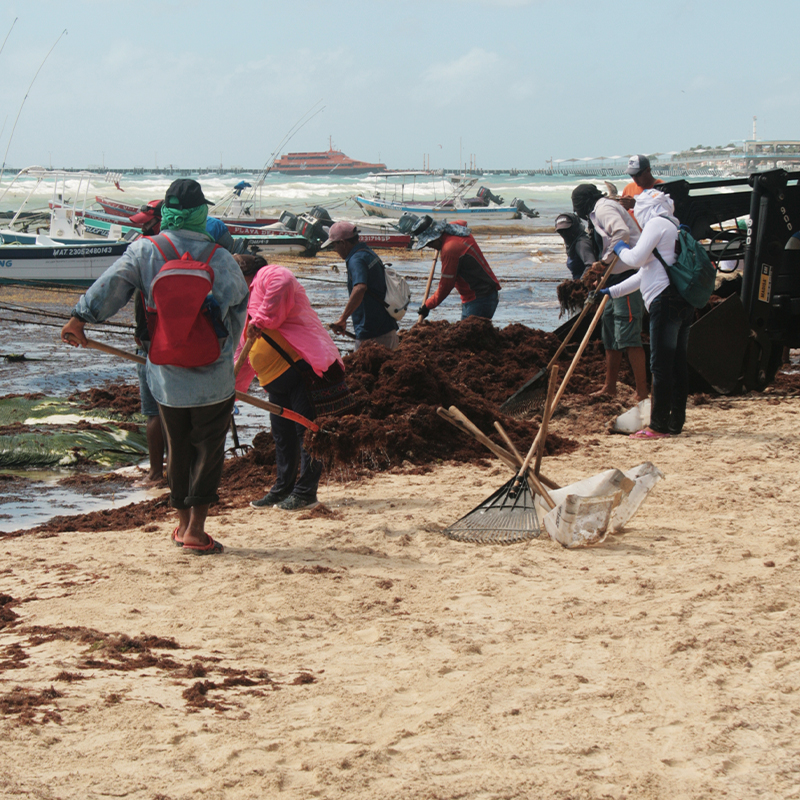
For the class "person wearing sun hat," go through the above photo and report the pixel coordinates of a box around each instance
[411,216,501,320]
[60,179,249,556]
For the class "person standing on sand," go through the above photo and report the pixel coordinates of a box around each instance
[325,221,400,350]
[234,258,342,511]
[597,188,692,439]
[60,179,249,555]
[572,183,648,403]
[412,216,501,320]
[127,199,237,486]
[619,154,664,221]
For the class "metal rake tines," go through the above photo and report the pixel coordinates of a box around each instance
[444,475,541,545]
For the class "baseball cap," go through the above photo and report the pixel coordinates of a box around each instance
[319,220,358,249]
[626,154,651,176]
[129,199,163,226]
[164,179,212,210]
[554,213,579,231]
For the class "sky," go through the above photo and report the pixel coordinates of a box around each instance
[0,0,798,171]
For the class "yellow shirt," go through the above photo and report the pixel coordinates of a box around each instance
[249,330,301,386]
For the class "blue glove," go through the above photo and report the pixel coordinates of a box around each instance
[613,241,631,256]
[597,288,611,298]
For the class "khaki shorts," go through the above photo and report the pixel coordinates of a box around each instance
[601,291,644,350]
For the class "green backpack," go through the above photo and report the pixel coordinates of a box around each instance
[654,223,717,308]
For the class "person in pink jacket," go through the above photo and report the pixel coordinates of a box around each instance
[235,259,343,510]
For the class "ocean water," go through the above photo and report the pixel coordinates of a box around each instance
[0,170,614,227]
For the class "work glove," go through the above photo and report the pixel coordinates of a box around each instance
[417,304,430,319]
[613,241,631,255]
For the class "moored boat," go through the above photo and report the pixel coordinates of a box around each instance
[0,167,132,284]
[354,172,538,222]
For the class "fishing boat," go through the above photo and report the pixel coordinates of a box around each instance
[0,167,132,284]
[272,139,386,175]
[93,196,279,234]
[354,172,538,222]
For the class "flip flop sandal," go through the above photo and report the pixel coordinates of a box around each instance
[182,536,224,556]
[171,527,184,547]
[629,428,669,440]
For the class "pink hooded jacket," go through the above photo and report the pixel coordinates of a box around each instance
[234,265,343,392]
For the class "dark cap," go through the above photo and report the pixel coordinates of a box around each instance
[164,179,212,210]
[626,154,651,176]
[554,213,580,231]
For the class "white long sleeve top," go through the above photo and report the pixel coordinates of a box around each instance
[608,215,676,310]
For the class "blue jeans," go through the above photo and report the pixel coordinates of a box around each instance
[461,291,499,320]
[264,364,322,499]
[648,285,694,434]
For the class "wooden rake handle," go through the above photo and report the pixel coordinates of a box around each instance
[416,251,439,324]
[72,336,320,432]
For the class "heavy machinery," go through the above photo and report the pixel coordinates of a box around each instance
[655,169,799,393]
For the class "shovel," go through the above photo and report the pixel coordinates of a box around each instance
[69,336,320,432]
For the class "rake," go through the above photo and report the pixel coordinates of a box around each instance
[444,386,559,544]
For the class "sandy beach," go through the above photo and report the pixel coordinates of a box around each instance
[2,390,800,799]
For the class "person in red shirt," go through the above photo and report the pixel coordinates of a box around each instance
[619,154,663,220]
[412,217,501,320]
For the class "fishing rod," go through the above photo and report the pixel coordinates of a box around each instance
[0,28,68,186]
[0,17,17,58]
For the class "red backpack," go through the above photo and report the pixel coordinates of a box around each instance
[144,233,222,368]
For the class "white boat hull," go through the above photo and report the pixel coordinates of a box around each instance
[354,195,522,221]
[0,241,129,284]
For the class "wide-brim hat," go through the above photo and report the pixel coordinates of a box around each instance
[411,215,445,250]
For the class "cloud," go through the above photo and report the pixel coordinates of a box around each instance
[422,47,502,85]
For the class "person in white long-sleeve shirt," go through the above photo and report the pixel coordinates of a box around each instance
[600,189,695,439]
[571,184,648,402]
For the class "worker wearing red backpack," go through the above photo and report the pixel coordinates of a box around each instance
[61,180,249,556]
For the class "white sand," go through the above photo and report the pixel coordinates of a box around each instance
[2,398,799,799]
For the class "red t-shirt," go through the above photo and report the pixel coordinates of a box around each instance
[426,232,501,307]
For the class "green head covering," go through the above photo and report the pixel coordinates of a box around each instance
[160,203,212,238]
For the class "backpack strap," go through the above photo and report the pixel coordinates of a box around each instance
[144,233,181,262]
[363,255,391,310]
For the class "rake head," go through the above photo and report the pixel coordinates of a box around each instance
[444,474,541,545]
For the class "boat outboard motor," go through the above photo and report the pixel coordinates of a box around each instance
[396,213,421,234]
[512,199,539,218]
[309,206,334,224]
[476,187,504,206]
[279,211,298,231]
[233,181,252,197]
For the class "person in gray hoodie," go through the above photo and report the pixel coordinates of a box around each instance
[572,184,648,403]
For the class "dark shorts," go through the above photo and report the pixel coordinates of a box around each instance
[601,291,644,350]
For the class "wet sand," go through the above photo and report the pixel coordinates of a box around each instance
[2,396,800,799]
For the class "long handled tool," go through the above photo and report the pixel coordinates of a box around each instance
[71,337,320,432]
[416,251,439,324]
[500,257,618,417]
[444,407,557,544]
